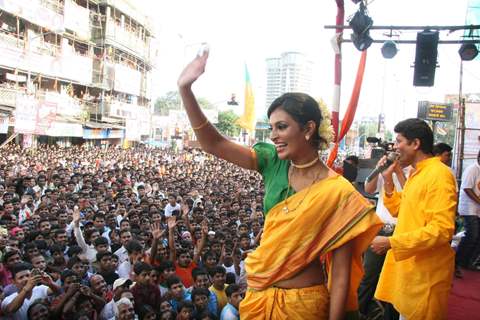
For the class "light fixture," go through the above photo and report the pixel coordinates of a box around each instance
[381,40,398,58]
[458,43,478,61]
[348,1,374,51]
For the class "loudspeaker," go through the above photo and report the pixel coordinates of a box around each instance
[413,30,439,87]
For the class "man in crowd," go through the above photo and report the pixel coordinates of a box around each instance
[456,149,480,272]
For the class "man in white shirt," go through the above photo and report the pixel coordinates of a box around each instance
[358,157,409,318]
[164,194,181,218]
[114,230,133,264]
[116,240,143,280]
[1,263,61,320]
[456,150,480,271]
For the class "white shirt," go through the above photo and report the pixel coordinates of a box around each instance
[1,285,49,320]
[114,246,128,264]
[458,162,480,216]
[116,260,133,279]
[100,299,115,320]
[372,167,411,225]
[164,203,181,217]
[74,224,98,262]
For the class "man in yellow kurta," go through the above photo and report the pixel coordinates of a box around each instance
[371,118,457,320]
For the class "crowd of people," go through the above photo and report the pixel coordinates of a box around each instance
[0,47,476,320]
[0,143,264,320]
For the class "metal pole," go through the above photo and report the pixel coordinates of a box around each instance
[324,24,480,31]
[456,61,465,180]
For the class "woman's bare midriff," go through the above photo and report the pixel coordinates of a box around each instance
[273,259,325,289]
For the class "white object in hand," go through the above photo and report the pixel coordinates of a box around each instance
[197,43,209,57]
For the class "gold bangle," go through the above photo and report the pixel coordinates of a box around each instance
[192,119,209,130]
[385,190,394,197]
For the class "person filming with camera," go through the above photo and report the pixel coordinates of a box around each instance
[370,118,457,320]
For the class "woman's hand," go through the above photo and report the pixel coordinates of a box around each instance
[177,49,209,89]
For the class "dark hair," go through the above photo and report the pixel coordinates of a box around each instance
[60,269,77,283]
[433,143,452,156]
[3,250,20,263]
[177,300,194,313]
[191,267,208,281]
[67,256,83,269]
[133,261,152,275]
[158,260,175,273]
[166,275,183,289]
[67,245,83,257]
[267,92,323,148]
[225,284,241,298]
[191,287,210,302]
[11,262,33,278]
[93,237,109,247]
[125,240,143,254]
[27,300,50,320]
[96,251,112,262]
[54,229,67,238]
[138,304,156,320]
[239,233,250,242]
[119,229,131,237]
[208,265,226,277]
[93,213,105,221]
[202,251,217,263]
[394,118,433,154]
[225,272,236,285]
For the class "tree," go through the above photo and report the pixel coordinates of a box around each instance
[154,91,181,115]
[197,98,215,110]
[215,110,241,137]
[154,92,215,115]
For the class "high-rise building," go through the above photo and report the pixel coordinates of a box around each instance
[0,0,155,147]
[265,52,313,108]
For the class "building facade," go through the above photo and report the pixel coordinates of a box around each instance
[0,0,155,147]
[265,52,313,109]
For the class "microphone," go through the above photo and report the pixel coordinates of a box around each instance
[365,152,399,183]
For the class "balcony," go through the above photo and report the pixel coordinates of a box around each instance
[0,33,93,84]
[103,18,151,62]
[0,0,64,33]
[0,86,24,108]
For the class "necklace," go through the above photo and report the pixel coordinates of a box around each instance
[291,156,319,169]
[282,167,320,214]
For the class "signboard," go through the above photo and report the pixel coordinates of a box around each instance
[417,101,453,122]
[14,94,58,135]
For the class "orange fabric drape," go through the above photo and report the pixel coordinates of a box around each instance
[328,51,368,167]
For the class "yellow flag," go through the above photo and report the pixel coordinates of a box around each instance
[235,65,256,132]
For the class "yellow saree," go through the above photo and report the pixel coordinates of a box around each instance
[240,171,382,319]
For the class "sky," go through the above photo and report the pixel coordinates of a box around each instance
[137,0,477,131]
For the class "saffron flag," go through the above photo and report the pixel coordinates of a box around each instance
[235,65,256,132]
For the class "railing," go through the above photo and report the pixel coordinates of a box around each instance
[0,87,22,108]
[104,18,150,60]
[38,0,64,14]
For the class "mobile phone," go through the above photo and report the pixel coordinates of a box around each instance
[31,268,41,276]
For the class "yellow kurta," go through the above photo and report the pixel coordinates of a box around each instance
[375,157,457,320]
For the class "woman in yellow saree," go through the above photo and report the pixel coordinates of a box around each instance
[178,50,382,319]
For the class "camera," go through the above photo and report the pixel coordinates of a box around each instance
[366,137,394,159]
[31,268,42,277]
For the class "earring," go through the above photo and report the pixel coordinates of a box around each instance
[305,135,310,141]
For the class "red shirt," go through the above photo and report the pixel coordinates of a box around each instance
[131,283,161,312]
[175,261,197,288]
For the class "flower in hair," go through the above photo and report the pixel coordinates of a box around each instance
[317,99,335,150]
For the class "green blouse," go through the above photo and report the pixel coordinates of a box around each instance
[253,142,295,215]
